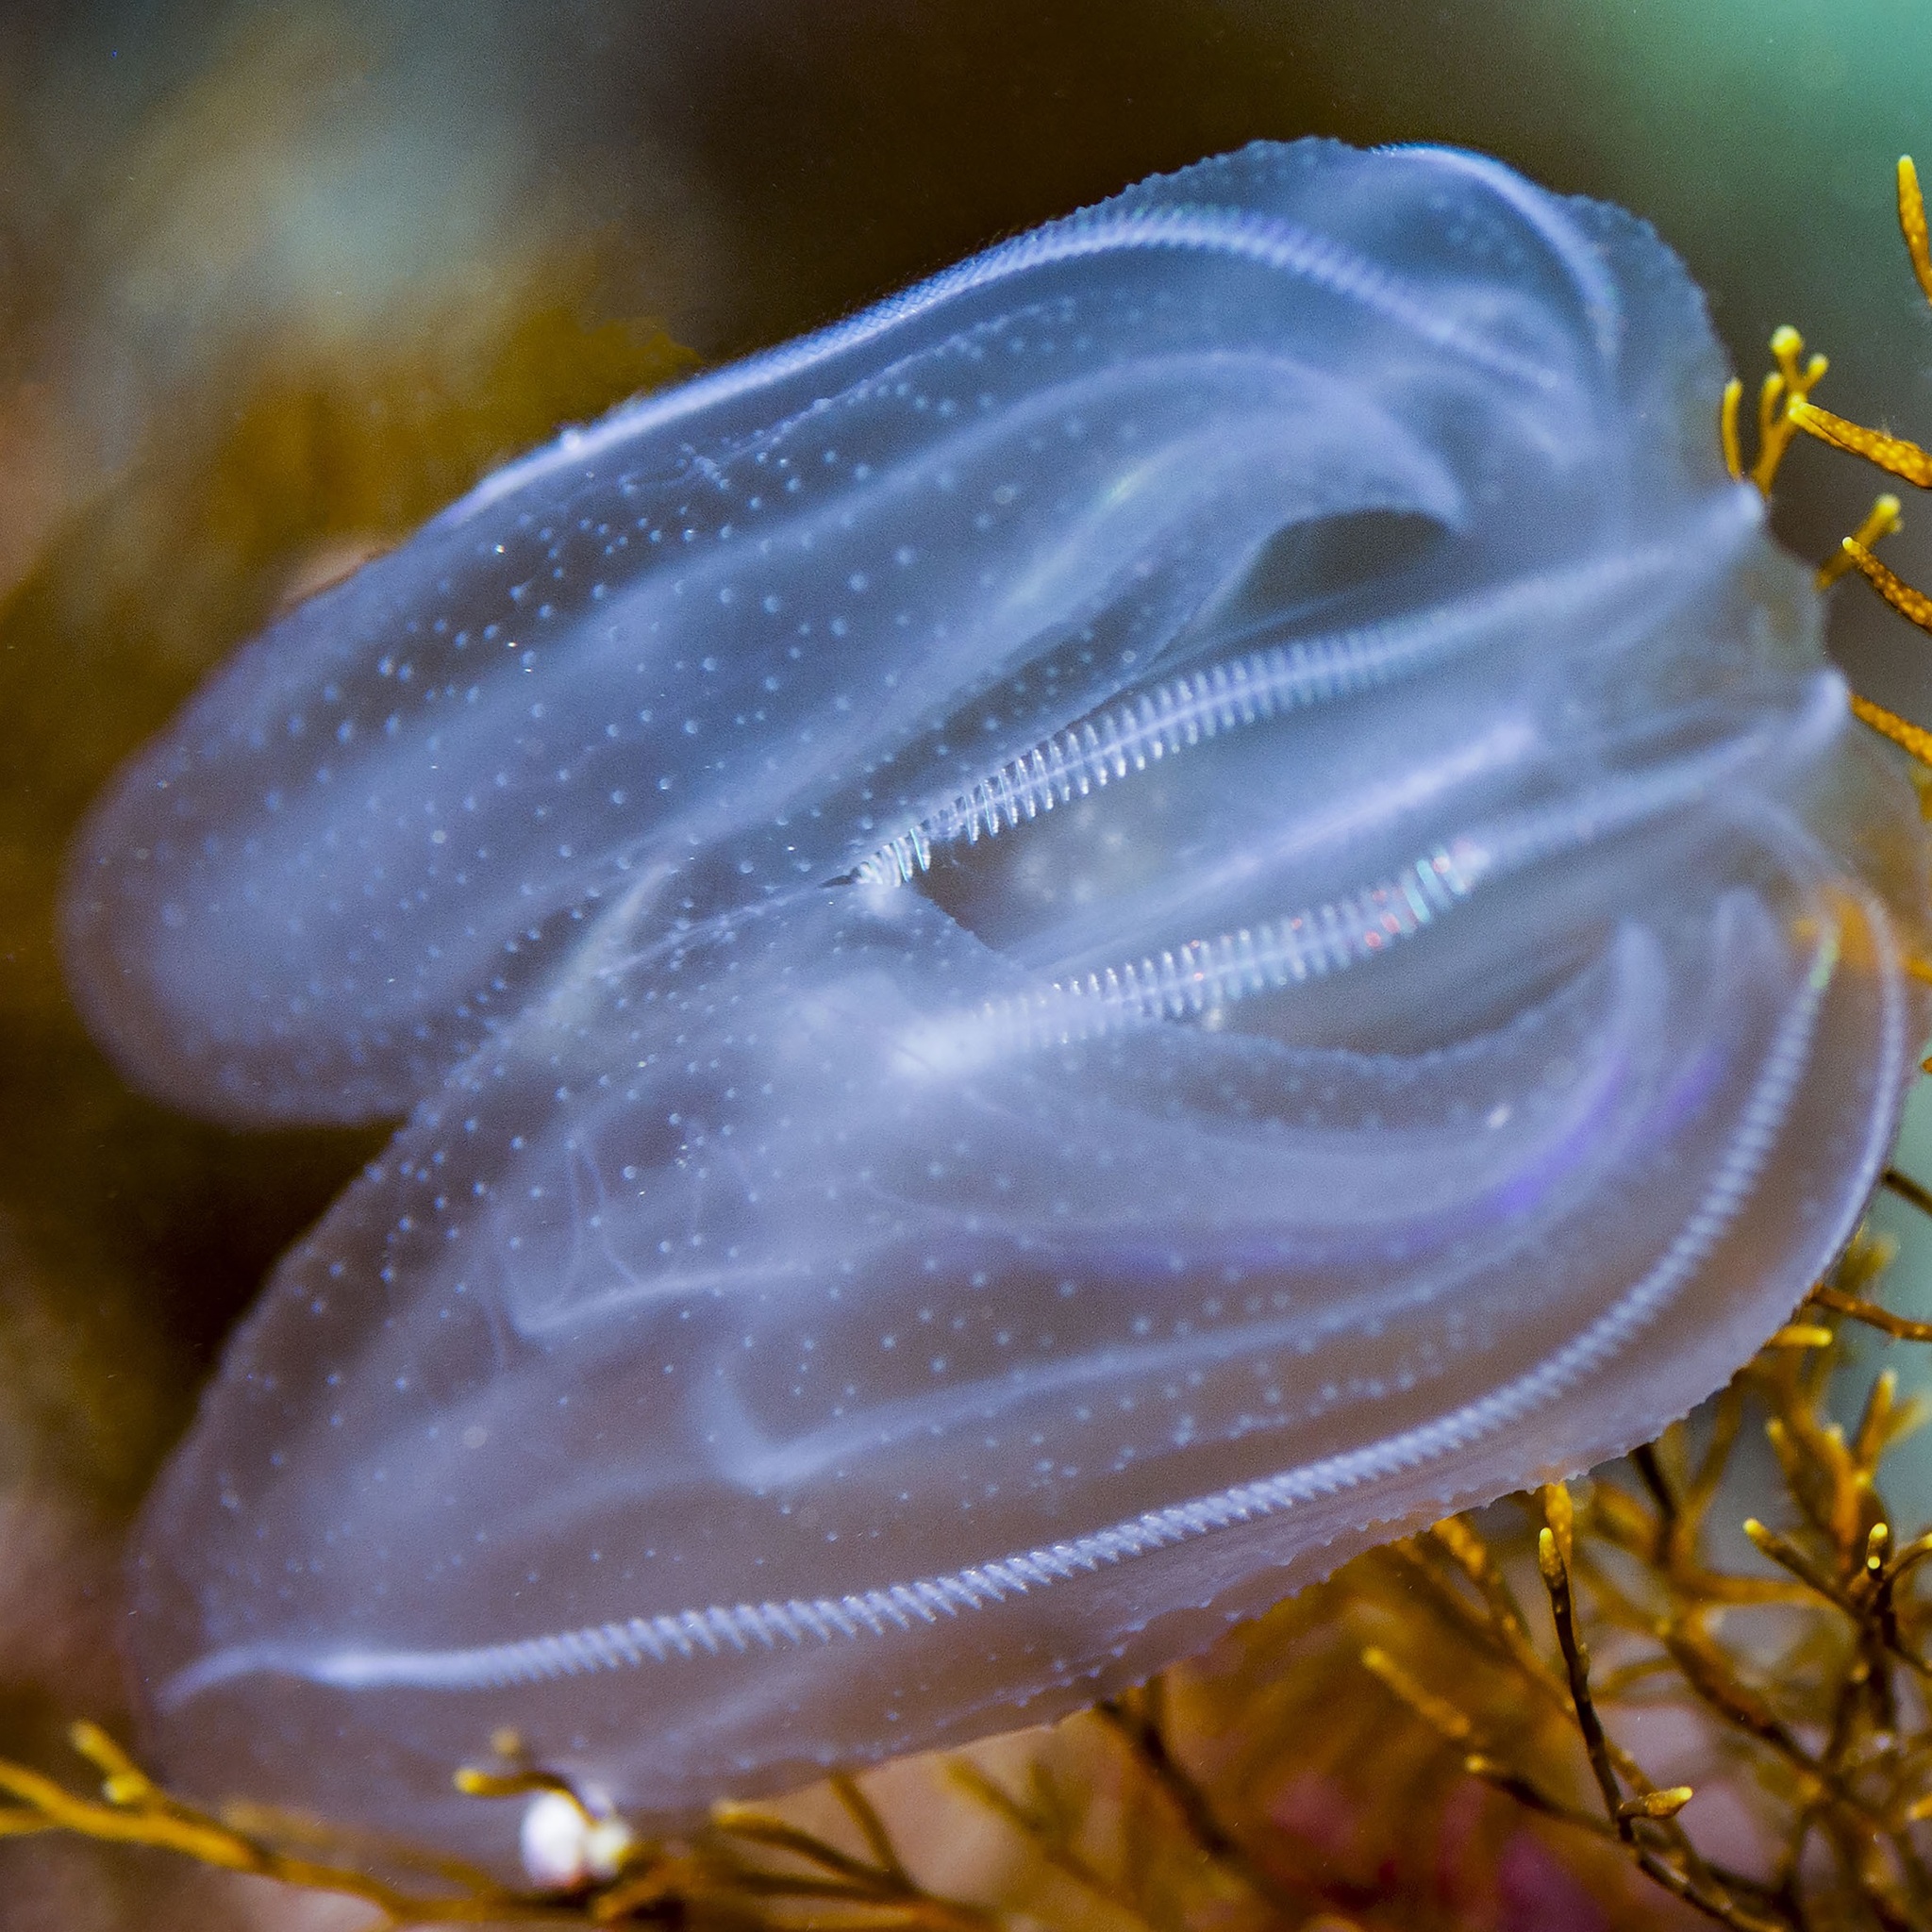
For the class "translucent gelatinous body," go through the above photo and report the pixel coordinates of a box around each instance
[63,140,1932,1866]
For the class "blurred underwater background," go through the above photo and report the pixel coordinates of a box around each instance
[10,1,1932,1925]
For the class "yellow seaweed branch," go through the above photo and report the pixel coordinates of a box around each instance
[1722,325,1827,493]
[1722,154,1932,774]
[0,1722,591,1926]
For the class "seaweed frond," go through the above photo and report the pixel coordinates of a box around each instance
[1722,325,1828,493]
[1739,146,1932,784]
[1724,153,1932,776]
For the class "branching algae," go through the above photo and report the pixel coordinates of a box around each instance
[55,139,1932,1875]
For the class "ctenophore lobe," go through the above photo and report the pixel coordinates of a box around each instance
[63,141,1932,1864]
